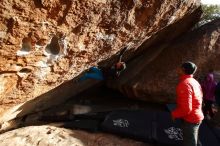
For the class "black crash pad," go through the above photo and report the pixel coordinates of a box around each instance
[62,112,109,132]
[101,110,156,142]
[101,110,220,146]
[212,127,220,140]
[154,112,183,145]
[57,109,220,146]
[199,123,220,146]
[63,119,101,132]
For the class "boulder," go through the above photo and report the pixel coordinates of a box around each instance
[108,19,220,102]
[0,125,148,146]
[0,0,201,122]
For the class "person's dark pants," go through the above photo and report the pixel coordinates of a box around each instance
[203,99,214,118]
[182,121,202,146]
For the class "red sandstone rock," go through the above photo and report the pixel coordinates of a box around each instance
[0,0,201,121]
[108,19,220,102]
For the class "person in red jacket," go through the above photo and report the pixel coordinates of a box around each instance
[172,61,204,146]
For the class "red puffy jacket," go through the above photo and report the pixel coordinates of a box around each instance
[172,75,204,124]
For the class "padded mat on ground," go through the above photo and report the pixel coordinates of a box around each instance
[101,110,220,146]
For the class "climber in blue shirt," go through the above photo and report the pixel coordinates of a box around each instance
[78,47,127,82]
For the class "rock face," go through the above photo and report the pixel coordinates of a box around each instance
[108,19,220,102]
[0,125,147,146]
[0,0,201,118]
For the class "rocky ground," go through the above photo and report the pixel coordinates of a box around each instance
[0,125,149,146]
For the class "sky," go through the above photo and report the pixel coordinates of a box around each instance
[201,0,220,5]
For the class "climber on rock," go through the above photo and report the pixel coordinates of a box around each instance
[113,46,127,77]
[78,47,127,82]
[103,46,127,79]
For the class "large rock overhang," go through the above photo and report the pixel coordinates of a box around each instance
[0,0,201,123]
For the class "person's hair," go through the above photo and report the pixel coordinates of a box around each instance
[115,62,126,71]
[181,61,197,75]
